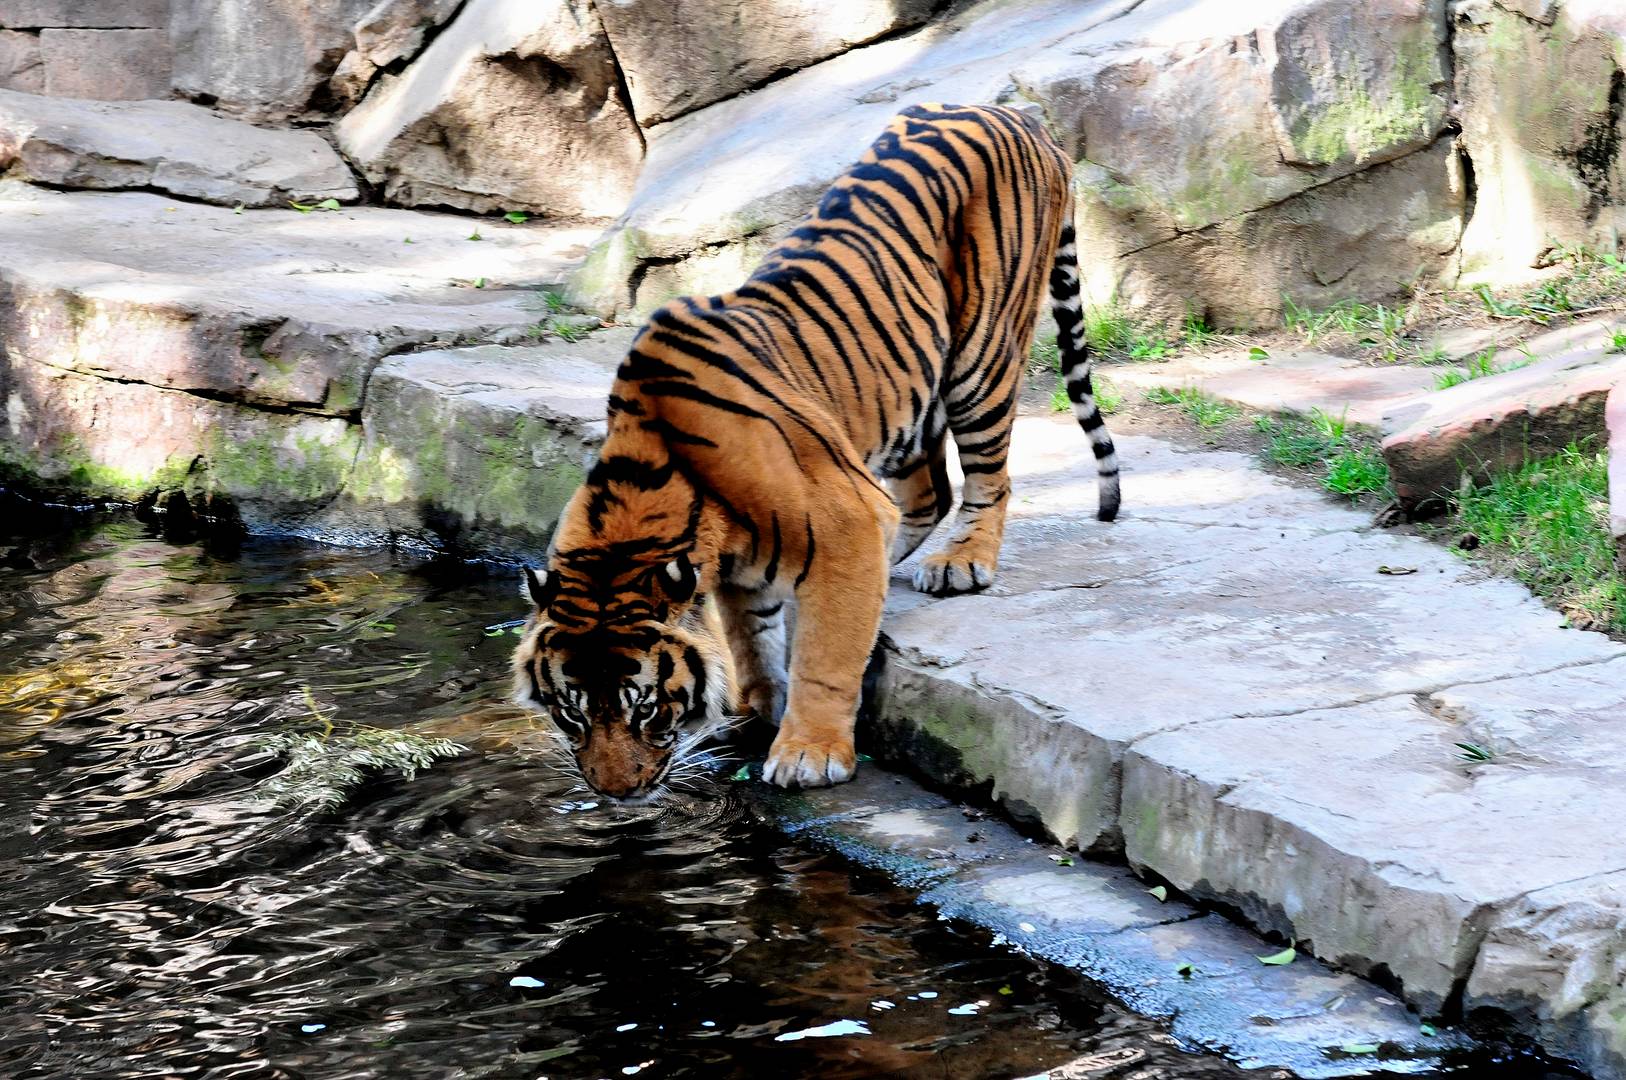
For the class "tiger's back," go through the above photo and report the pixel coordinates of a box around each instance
[515,104,1120,797]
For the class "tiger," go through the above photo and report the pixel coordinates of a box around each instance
[512,102,1120,800]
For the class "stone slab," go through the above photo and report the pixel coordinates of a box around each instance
[0,90,358,207]
[1108,349,1440,428]
[0,182,595,415]
[38,27,169,99]
[1381,319,1626,503]
[0,0,167,27]
[1122,690,1626,1013]
[872,415,1621,850]
[331,330,633,560]
[336,0,642,219]
[749,769,1472,1078]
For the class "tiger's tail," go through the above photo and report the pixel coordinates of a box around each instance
[1049,217,1121,522]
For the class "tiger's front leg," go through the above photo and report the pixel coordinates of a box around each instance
[762,491,896,788]
[716,584,788,727]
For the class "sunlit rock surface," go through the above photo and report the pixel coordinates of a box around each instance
[0,90,358,207]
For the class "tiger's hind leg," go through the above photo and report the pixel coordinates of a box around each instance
[888,433,952,565]
[912,379,1018,595]
[716,584,788,728]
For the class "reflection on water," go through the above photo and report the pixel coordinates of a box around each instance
[0,512,1582,1080]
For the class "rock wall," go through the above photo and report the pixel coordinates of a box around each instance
[4,0,1621,320]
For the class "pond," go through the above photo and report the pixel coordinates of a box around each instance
[0,505,1585,1080]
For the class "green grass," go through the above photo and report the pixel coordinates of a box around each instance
[1432,348,1534,390]
[538,288,571,313]
[1608,327,1626,354]
[1144,385,1240,428]
[1082,301,1175,361]
[1255,408,1393,501]
[1323,447,1391,497]
[1453,445,1624,634]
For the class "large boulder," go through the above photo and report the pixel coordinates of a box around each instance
[337,0,642,219]
[38,28,171,99]
[328,0,462,109]
[1453,0,1626,277]
[567,0,1462,326]
[0,91,358,207]
[170,0,376,119]
[595,0,941,127]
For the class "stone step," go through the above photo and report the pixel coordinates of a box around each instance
[325,329,633,560]
[1380,320,1626,505]
[0,182,597,529]
[747,768,1473,1079]
[0,89,358,207]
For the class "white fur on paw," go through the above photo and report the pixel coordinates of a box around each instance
[762,736,856,788]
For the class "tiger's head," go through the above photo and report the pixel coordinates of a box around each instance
[510,549,732,801]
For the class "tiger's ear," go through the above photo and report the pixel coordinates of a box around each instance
[658,554,697,604]
[522,567,556,611]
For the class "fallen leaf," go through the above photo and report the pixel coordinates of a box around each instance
[1257,947,1297,966]
[1148,886,1168,902]
[1175,962,1195,978]
[1340,1043,1379,1055]
[729,765,750,782]
[468,230,483,241]
[1377,565,1418,576]
[504,211,529,224]
[997,985,1013,996]
[1249,346,1270,361]
[289,200,314,212]
[315,198,341,211]
[1419,1023,1437,1037]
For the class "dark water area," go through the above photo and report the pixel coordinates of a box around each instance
[0,506,1588,1080]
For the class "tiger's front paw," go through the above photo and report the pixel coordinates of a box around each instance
[762,730,857,788]
[912,551,996,595]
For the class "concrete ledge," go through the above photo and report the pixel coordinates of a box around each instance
[750,768,1474,1078]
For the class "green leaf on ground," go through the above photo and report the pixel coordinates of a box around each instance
[1257,947,1297,966]
[1419,1023,1438,1037]
[1148,885,1168,902]
[468,230,483,241]
[997,985,1013,996]
[232,202,245,215]
[289,200,315,212]
[1175,962,1195,978]
[1340,1043,1380,1055]
[729,765,751,782]
[504,211,529,224]
[1249,346,1269,361]
[473,277,486,289]
[316,198,341,211]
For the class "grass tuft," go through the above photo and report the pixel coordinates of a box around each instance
[1453,445,1624,634]
[1144,385,1240,428]
[1255,408,1392,501]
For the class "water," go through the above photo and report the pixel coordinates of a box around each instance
[0,509,1584,1080]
